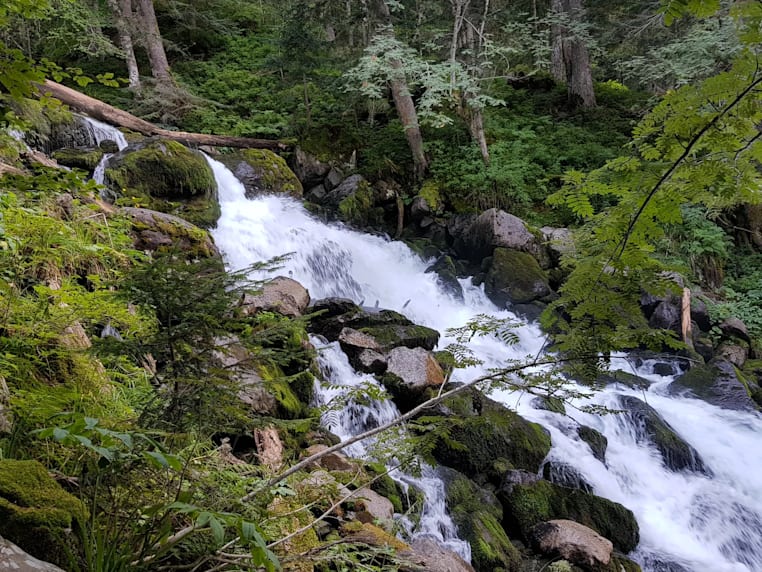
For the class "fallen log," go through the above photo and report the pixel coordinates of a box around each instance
[39,80,289,150]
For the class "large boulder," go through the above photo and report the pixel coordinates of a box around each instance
[241,277,310,318]
[121,207,219,258]
[499,479,639,553]
[452,208,545,263]
[669,359,760,412]
[404,538,475,572]
[220,149,303,199]
[430,388,551,485]
[530,520,613,569]
[541,227,575,265]
[484,248,551,306]
[443,469,522,572]
[353,488,395,525]
[577,426,608,464]
[51,147,104,172]
[719,317,751,344]
[618,395,709,474]
[106,139,220,228]
[382,347,445,409]
[425,255,464,302]
[0,535,65,572]
[334,176,385,228]
[0,460,88,569]
[290,147,330,188]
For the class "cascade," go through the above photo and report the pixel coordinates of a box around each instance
[205,154,762,572]
[79,116,128,185]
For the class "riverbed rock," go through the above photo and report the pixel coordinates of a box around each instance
[354,487,395,525]
[302,444,357,472]
[484,248,551,306]
[530,519,613,569]
[51,146,104,172]
[382,347,445,409]
[431,388,551,485]
[357,349,388,374]
[499,479,639,553]
[106,139,220,228]
[543,461,594,493]
[426,255,464,301]
[403,538,476,572]
[220,149,303,199]
[290,147,330,188]
[0,460,88,568]
[648,300,681,333]
[669,359,760,411]
[0,536,65,572]
[452,208,544,263]
[618,395,709,474]
[443,469,522,572]
[577,426,608,463]
[719,317,751,344]
[595,370,651,390]
[716,342,748,368]
[241,276,310,318]
[121,206,220,258]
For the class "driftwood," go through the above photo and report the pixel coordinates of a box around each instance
[39,80,288,150]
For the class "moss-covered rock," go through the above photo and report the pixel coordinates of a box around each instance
[444,469,522,572]
[485,248,551,307]
[220,149,303,199]
[106,139,220,228]
[358,324,440,352]
[670,359,761,412]
[337,180,384,228]
[577,426,608,464]
[595,370,651,390]
[0,460,88,568]
[265,496,319,572]
[741,359,762,407]
[51,147,104,172]
[121,207,219,259]
[430,388,551,485]
[425,255,464,301]
[499,480,639,553]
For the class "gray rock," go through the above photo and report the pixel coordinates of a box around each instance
[219,149,302,199]
[425,255,464,302]
[384,347,445,394]
[649,300,681,333]
[484,247,551,306]
[530,519,614,569]
[356,349,388,374]
[241,276,310,318]
[410,196,431,221]
[577,425,607,463]
[324,167,344,191]
[121,207,219,257]
[0,536,65,572]
[541,226,575,264]
[716,343,748,368]
[354,487,395,523]
[404,538,475,572]
[720,317,751,344]
[691,297,712,332]
[454,208,543,262]
[291,147,330,187]
[670,359,760,411]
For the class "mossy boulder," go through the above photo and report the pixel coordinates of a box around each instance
[618,395,709,474]
[577,426,608,464]
[426,255,464,302]
[669,359,761,412]
[444,469,522,572]
[430,388,551,485]
[595,370,651,390]
[0,460,88,568]
[121,207,219,259]
[337,179,384,228]
[485,248,551,307]
[499,479,639,553]
[265,496,319,572]
[51,147,104,172]
[106,139,220,228]
[220,149,303,199]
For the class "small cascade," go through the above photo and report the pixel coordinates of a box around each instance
[79,116,128,186]
[312,339,471,560]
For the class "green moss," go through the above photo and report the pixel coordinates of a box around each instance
[609,555,643,572]
[485,248,550,305]
[365,463,404,513]
[358,324,440,351]
[259,364,305,419]
[52,147,104,171]
[418,179,442,211]
[236,149,303,196]
[501,480,639,553]
[337,181,383,228]
[447,474,521,572]
[0,460,88,568]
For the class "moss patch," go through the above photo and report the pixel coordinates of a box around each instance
[358,324,440,351]
[485,248,551,306]
[500,479,639,553]
[221,149,303,198]
[337,181,383,228]
[52,147,104,171]
[0,459,88,568]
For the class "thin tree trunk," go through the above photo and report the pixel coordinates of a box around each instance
[550,0,596,107]
[134,0,173,86]
[39,80,288,150]
[107,0,141,90]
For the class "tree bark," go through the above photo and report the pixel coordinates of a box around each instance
[39,80,288,150]
[377,0,428,179]
[134,0,173,86]
[550,0,596,108]
[107,0,141,90]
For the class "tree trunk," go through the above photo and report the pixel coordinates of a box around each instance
[550,0,596,108]
[39,80,287,150]
[134,0,173,86]
[107,0,141,90]
[377,0,428,178]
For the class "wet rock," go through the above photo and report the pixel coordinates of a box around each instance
[220,149,303,199]
[51,146,103,172]
[533,396,566,415]
[121,206,220,258]
[500,469,541,494]
[431,389,551,485]
[719,317,751,344]
[442,468,522,572]
[382,347,445,409]
[648,300,681,333]
[618,395,710,473]
[452,208,544,262]
[404,538,476,572]
[291,147,330,188]
[484,247,551,306]
[241,276,310,318]
[543,461,594,493]
[0,536,65,572]
[426,255,464,302]
[690,297,712,332]
[670,359,760,412]
[577,426,608,463]
[339,327,383,354]
[499,479,639,553]
[356,349,388,375]
[530,520,613,569]
[595,370,650,390]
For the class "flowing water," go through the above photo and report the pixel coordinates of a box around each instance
[79,116,128,185]
[198,153,762,572]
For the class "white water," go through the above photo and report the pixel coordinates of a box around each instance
[207,155,762,571]
[79,117,128,186]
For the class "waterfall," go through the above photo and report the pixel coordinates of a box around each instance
[206,155,762,571]
[79,117,128,186]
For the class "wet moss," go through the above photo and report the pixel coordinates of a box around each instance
[485,248,551,306]
[337,182,383,228]
[222,149,303,198]
[52,147,104,171]
[0,459,88,568]
[358,324,440,351]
